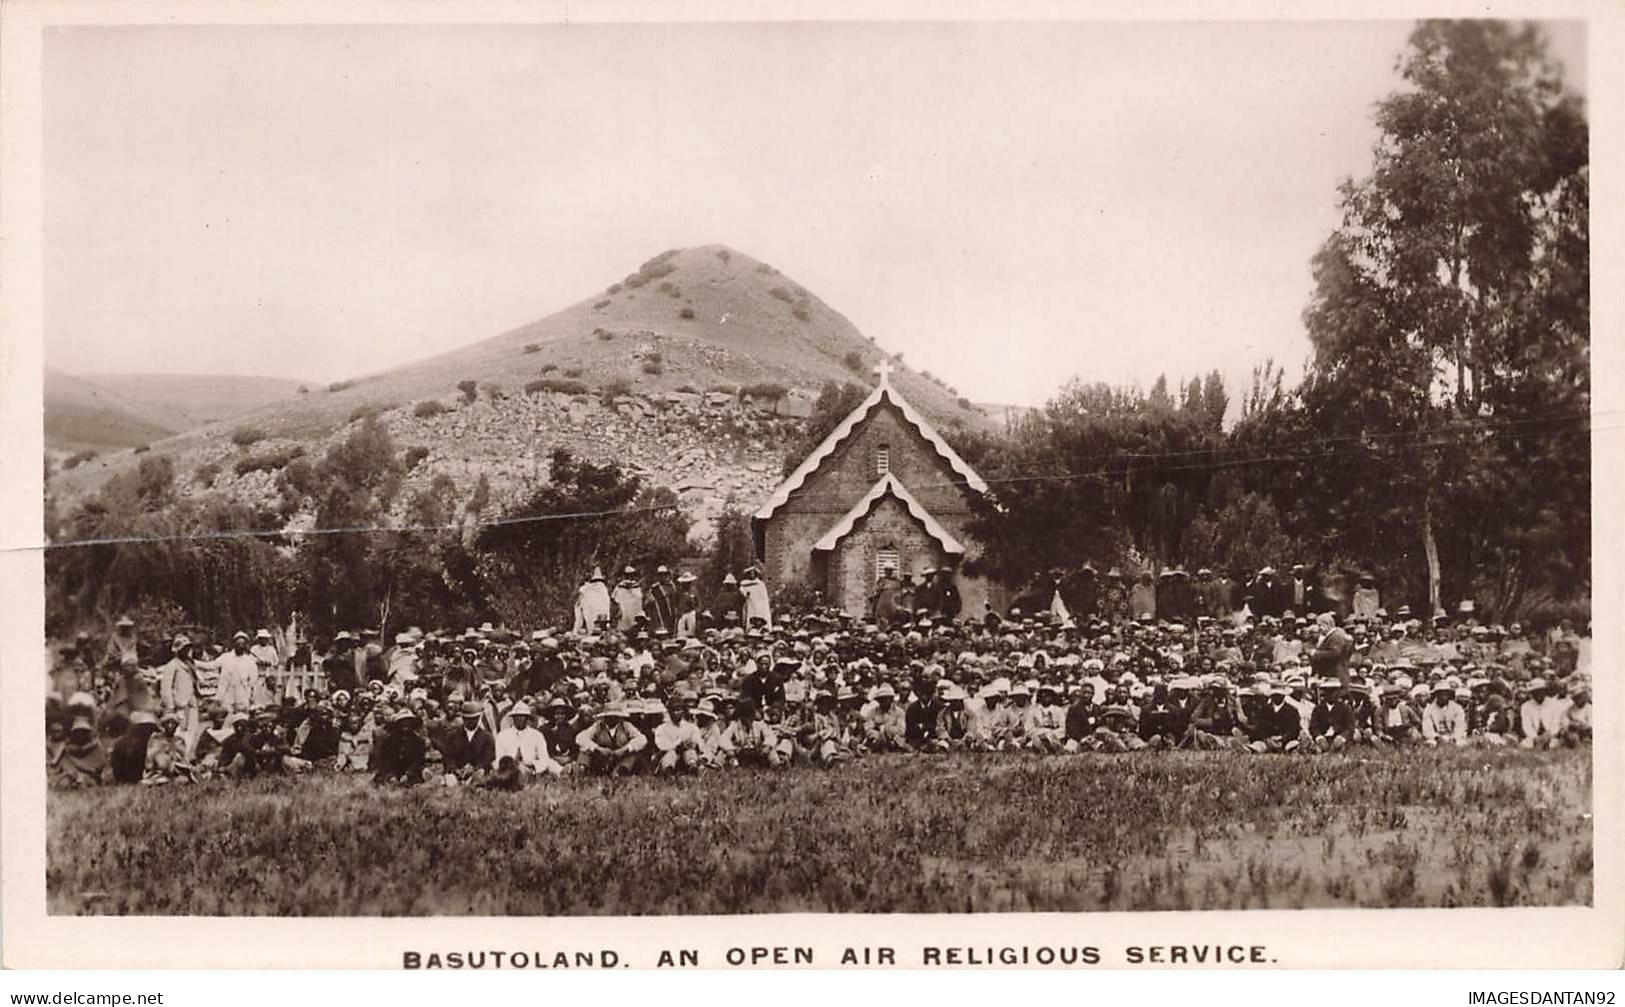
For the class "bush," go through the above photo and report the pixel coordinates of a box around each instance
[540,363,558,374]
[234,445,305,476]
[740,382,788,401]
[526,377,589,396]
[600,377,633,402]
[298,385,309,394]
[641,360,664,376]
[644,352,663,366]
[564,367,583,378]
[349,403,387,423]
[595,328,613,341]
[62,450,98,470]
[194,462,220,487]
[523,343,540,354]
[328,379,355,393]
[844,350,864,372]
[457,379,478,404]
[229,425,266,448]
[606,282,622,294]
[483,384,505,403]
[657,281,676,294]
[676,384,699,394]
[623,273,648,289]
[769,286,793,302]
[792,306,811,322]
[413,400,448,419]
[715,248,731,264]
[756,263,775,274]
[593,299,611,310]
[957,396,974,411]
[402,446,430,470]
[132,444,150,454]
[679,307,695,320]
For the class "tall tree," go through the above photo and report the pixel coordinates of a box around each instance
[1299,19,1587,617]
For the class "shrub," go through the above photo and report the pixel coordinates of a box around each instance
[403,446,430,470]
[132,444,150,454]
[844,350,864,371]
[792,306,811,322]
[234,445,305,476]
[526,377,589,396]
[715,248,731,263]
[641,359,664,376]
[62,450,98,470]
[644,351,663,366]
[457,379,478,404]
[230,425,267,448]
[676,384,699,394]
[483,384,505,403]
[740,382,788,401]
[756,263,775,274]
[193,462,220,487]
[413,400,448,419]
[623,273,648,289]
[564,367,583,378]
[606,282,622,294]
[958,396,974,411]
[297,385,309,394]
[600,377,633,402]
[679,307,695,320]
[657,281,676,294]
[349,403,386,423]
[593,299,611,310]
[328,379,354,393]
[769,286,793,302]
[523,343,540,354]
[595,328,613,341]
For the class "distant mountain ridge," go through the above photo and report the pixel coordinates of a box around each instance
[44,370,307,452]
[46,244,996,543]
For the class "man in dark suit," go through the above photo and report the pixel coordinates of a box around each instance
[440,700,496,780]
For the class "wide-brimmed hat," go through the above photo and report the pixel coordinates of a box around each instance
[460,700,484,717]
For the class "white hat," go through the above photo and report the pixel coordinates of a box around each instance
[255,628,272,638]
[509,701,533,717]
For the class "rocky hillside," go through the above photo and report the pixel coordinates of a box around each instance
[47,244,995,543]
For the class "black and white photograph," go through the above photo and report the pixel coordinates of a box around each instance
[1,2,1617,975]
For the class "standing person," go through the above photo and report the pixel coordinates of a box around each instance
[574,567,612,634]
[934,566,963,622]
[871,569,903,628]
[324,633,358,695]
[103,616,141,677]
[249,629,282,704]
[156,634,203,756]
[204,632,261,713]
[713,572,747,628]
[674,572,700,638]
[50,641,92,698]
[644,565,678,635]
[1310,612,1354,689]
[740,565,773,630]
[611,567,644,632]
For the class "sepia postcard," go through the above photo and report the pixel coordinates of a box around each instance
[1,0,1620,972]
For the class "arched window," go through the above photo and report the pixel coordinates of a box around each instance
[875,443,890,476]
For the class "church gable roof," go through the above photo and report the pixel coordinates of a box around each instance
[812,473,965,554]
[754,377,989,521]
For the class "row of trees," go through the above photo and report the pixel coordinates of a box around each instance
[966,21,1589,623]
[45,417,693,640]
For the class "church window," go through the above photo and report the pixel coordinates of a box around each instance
[876,546,899,580]
[875,444,890,476]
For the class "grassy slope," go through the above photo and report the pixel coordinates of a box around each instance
[44,370,306,452]
[48,244,991,502]
[47,747,1591,916]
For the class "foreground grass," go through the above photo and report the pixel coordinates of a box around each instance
[47,747,1591,915]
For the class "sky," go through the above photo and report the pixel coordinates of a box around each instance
[43,19,1586,408]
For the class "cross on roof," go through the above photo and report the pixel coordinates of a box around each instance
[873,357,894,386]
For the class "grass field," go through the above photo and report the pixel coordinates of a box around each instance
[47,747,1591,916]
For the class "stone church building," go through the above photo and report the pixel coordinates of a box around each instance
[752,362,1000,619]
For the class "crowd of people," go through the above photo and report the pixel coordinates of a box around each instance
[45,561,1592,790]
